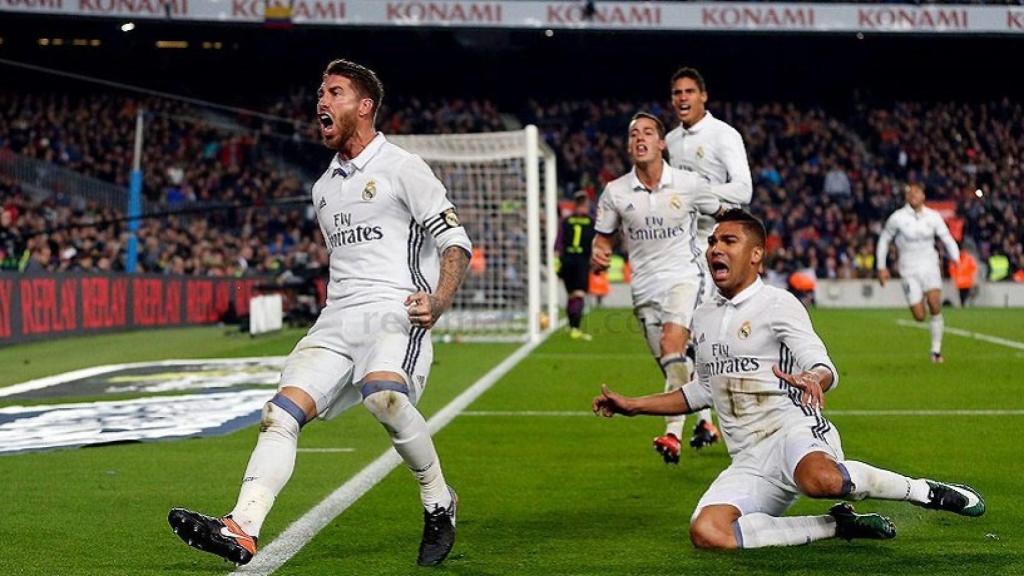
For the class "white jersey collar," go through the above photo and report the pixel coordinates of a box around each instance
[715,276,764,307]
[331,132,386,177]
[630,161,674,192]
[681,111,714,134]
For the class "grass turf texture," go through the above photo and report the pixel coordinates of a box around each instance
[0,308,1022,575]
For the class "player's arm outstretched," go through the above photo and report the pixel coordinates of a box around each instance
[594,360,712,417]
[593,384,694,417]
[396,155,472,329]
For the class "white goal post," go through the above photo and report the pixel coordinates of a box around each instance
[390,126,558,343]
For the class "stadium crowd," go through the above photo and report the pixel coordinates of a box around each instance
[525,97,1024,284]
[0,91,505,276]
[1,90,1022,285]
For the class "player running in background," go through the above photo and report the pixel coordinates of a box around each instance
[168,59,470,567]
[666,67,753,450]
[591,112,722,464]
[877,183,960,363]
[556,191,596,340]
[593,209,985,550]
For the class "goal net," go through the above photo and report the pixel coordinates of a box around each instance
[390,126,558,343]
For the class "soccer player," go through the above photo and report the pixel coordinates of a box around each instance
[168,59,470,567]
[876,183,960,363]
[591,112,722,464]
[593,209,984,550]
[666,67,753,450]
[557,191,596,340]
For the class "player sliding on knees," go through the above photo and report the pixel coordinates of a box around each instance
[168,59,471,567]
[592,209,984,549]
[591,112,723,464]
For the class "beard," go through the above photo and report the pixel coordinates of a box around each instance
[321,110,357,151]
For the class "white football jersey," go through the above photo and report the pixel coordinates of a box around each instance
[682,278,839,457]
[595,162,721,306]
[311,133,472,309]
[876,204,960,274]
[666,112,753,251]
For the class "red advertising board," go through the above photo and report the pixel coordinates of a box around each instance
[0,273,267,345]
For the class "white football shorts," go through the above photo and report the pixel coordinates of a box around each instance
[279,300,432,420]
[899,265,942,305]
[691,422,845,520]
[634,280,704,357]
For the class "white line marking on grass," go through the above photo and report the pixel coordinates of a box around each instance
[896,319,1024,351]
[297,448,355,453]
[529,352,651,360]
[235,329,561,576]
[459,409,1024,417]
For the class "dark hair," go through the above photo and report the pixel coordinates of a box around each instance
[629,111,666,140]
[670,67,707,93]
[715,208,766,248]
[323,59,385,123]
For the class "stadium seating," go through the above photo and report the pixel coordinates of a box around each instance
[1,91,1021,282]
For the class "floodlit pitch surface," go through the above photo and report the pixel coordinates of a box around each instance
[0,308,1022,575]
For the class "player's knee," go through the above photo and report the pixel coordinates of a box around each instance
[689,518,735,550]
[360,380,411,423]
[796,468,844,499]
[911,308,926,322]
[259,400,302,439]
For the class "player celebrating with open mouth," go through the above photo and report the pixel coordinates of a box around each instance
[593,209,984,549]
[168,59,471,567]
[591,112,723,464]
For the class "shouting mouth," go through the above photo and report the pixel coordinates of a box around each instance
[318,113,336,137]
[709,259,730,282]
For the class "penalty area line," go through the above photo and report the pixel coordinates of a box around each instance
[895,319,1024,351]
[235,327,561,575]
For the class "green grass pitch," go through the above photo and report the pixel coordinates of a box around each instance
[0,308,1022,575]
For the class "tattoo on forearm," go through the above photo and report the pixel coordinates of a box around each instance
[433,246,470,310]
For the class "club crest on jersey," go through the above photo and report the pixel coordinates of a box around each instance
[670,195,683,210]
[696,146,705,159]
[738,320,752,339]
[361,180,377,201]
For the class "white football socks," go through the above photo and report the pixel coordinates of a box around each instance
[930,313,944,355]
[661,353,689,438]
[735,513,837,548]
[230,402,300,537]
[363,389,452,511]
[841,460,931,503]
